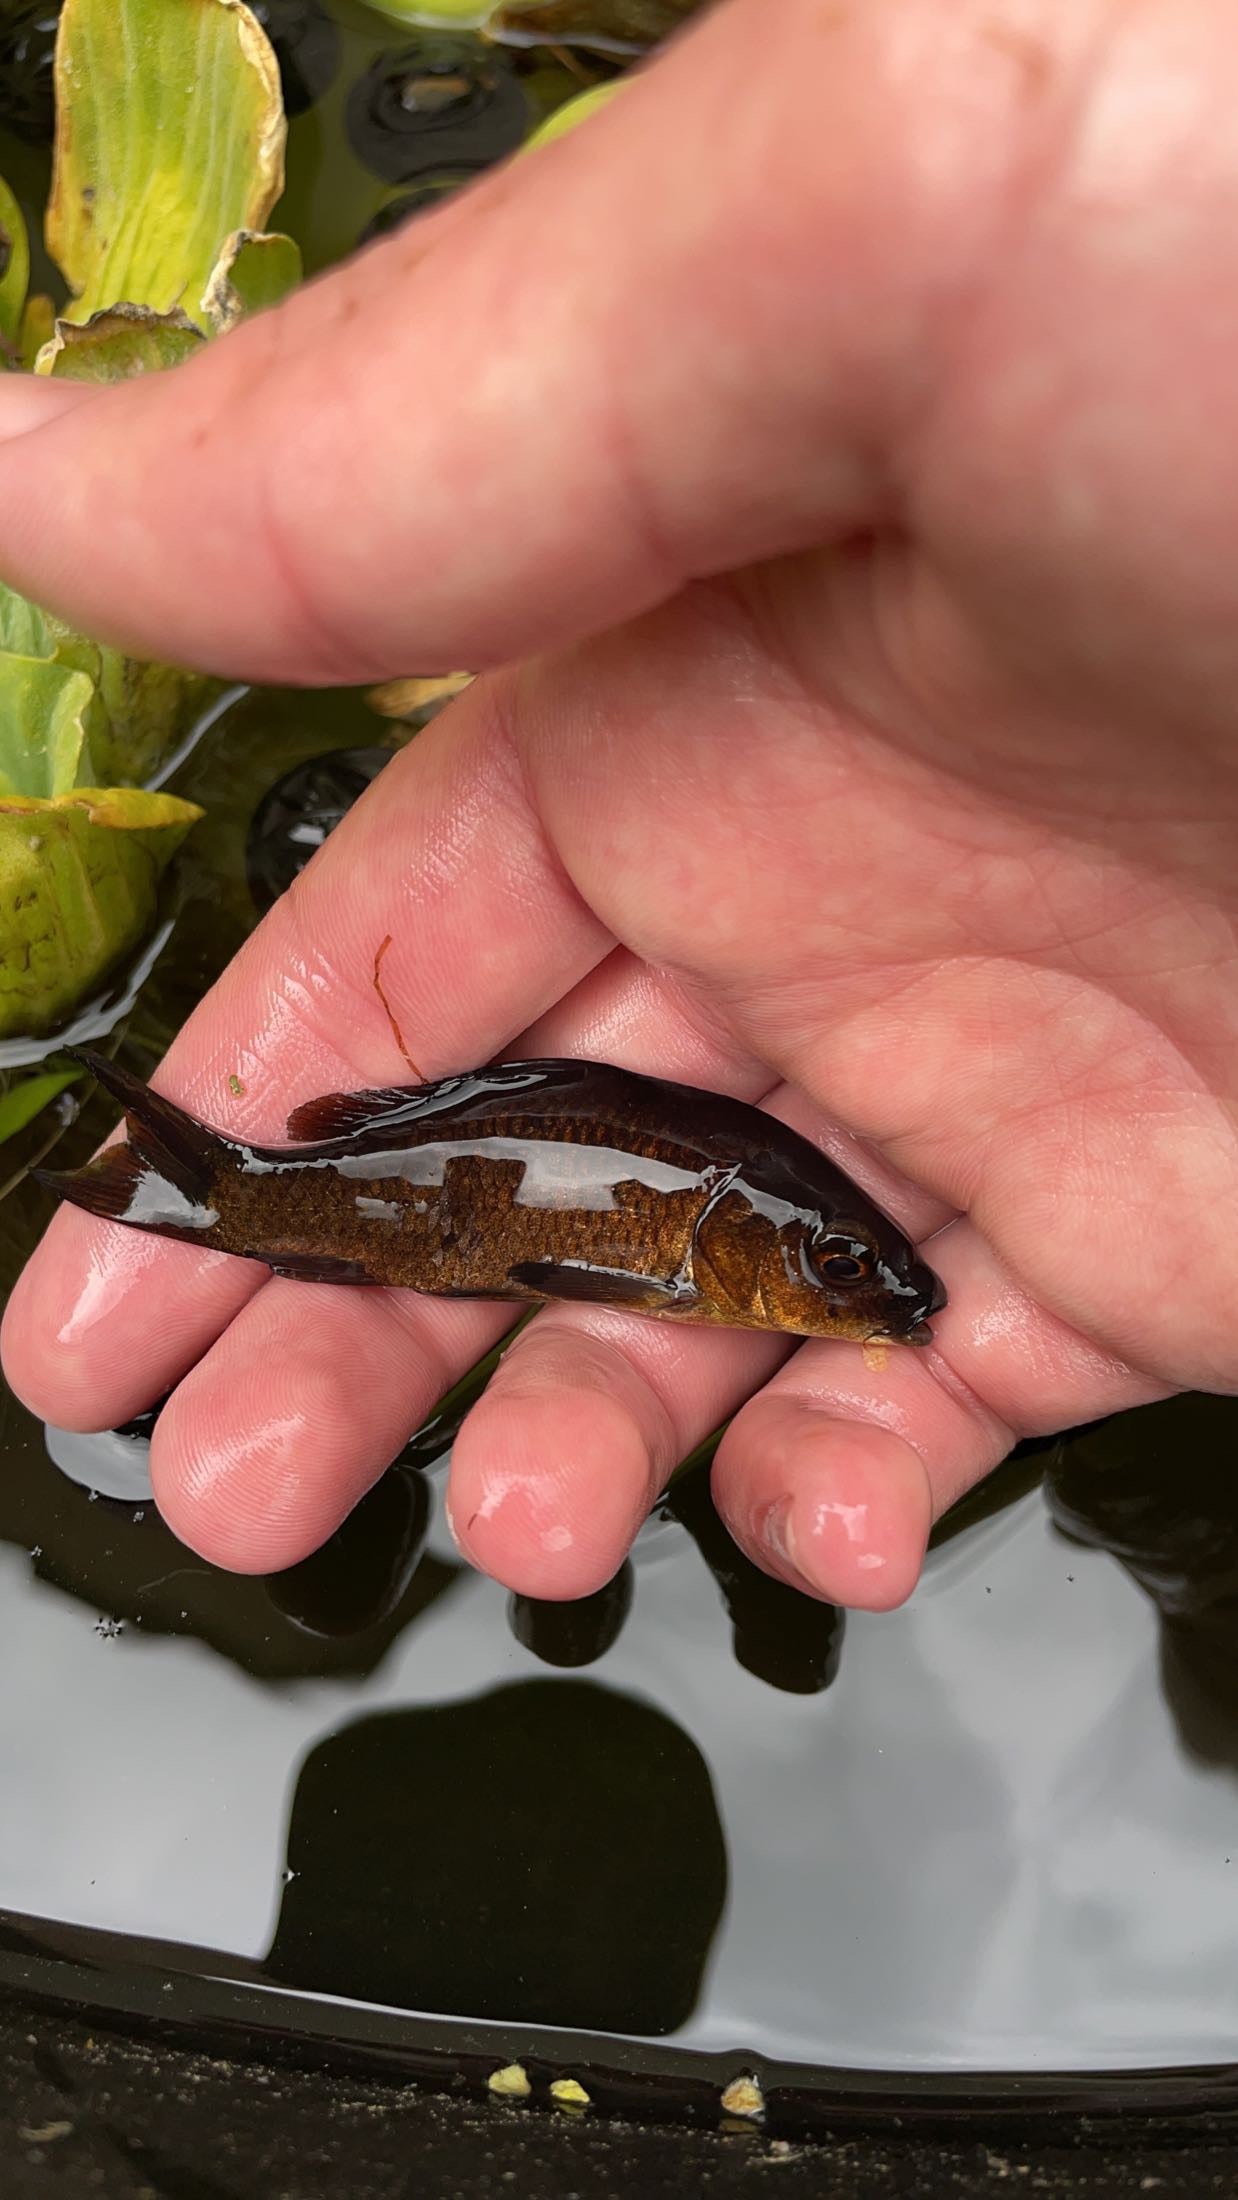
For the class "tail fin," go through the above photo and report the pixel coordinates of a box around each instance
[64,1047,222,1206]
[33,1146,158,1227]
[33,1050,229,1242]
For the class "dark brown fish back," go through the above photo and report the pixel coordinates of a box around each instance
[279,1060,888,1234]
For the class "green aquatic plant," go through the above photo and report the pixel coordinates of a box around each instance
[369,0,706,37]
[521,74,623,147]
[489,0,705,46]
[0,0,304,1042]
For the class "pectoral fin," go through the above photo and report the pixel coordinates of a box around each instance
[506,1261,686,1314]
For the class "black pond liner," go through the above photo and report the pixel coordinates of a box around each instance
[345,36,530,185]
[0,2004,1234,2200]
[4,1903,1238,2134]
[0,3,61,150]
[248,0,342,119]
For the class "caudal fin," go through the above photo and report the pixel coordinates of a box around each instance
[33,1050,230,1242]
[33,1146,155,1227]
[64,1047,223,1206]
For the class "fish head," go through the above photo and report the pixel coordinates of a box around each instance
[757,1208,946,1346]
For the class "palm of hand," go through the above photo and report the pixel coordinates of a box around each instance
[6,0,1238,1603]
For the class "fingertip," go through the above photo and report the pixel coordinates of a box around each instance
[713,1397,932,1612]
[448,1376,655,1601]
[2,1216,165,1431]
[149,1330,385,1574]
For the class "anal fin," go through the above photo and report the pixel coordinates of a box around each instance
[258,1248,381,1285]
[507,1260,685,1314]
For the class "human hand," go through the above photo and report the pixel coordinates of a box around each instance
[4,0,1235,1606]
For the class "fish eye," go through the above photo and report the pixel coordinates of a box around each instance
[814,1234,874,1285]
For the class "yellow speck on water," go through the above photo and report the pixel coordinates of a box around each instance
[861,1340,889,1374]
[720,2075,765,2120]
[487,2064,531,2099]
[550,2077,591,2109]
[228,1073,245,1097]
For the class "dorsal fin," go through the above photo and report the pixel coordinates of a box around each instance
[283,1063,588,1144]
[284,1085,427,1142]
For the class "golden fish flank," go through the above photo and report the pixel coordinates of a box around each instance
[36,1052,946,1347]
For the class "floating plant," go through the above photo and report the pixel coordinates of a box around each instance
[0,0,303,1049]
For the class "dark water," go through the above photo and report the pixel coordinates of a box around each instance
[1,0,1237,2107]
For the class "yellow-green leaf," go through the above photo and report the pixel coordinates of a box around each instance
[200,227,302,336]
[0,581,58,663]
[38,301,205,380]
[0,1067,81,1148]
[0,173,30,354]
[52,632,218,787]
[522,78,625,150]
[0,787,202,1039]
[0,657,102,799]
[49,0,286,328]
[370,2,488,19]
[19,294,55,370]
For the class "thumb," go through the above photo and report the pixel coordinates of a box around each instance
[0,0,1030,686]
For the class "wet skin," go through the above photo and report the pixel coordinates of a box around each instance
[4,0,1238,1607]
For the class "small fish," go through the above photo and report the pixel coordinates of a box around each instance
[34,1050,946,1346]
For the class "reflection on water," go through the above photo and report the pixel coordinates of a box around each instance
[664,1458,844,1695]
[1046,1397,1238,1772]
[509,1565,634,1667]
[3,0,1238,2077]
[4,1364,1238,2073]
[266,1679,727,2034]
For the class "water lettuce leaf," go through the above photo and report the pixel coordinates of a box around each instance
[0,1067,81,1149]
[0,654,102,798]
[0,787,203,1039]
[46,626,217,788]
[0,577,214,793]
[48,0,287,328]
[0,0,303,1040]
[201,227,303,337]
[0,173,30,356]
[366,2,489,20]
[18,294,55,369]
[0,583,59,664]
[522,79,624,149]
[39,302,205,380]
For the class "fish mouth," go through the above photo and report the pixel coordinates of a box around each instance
[869,1317,935,1348]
